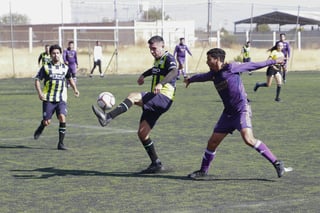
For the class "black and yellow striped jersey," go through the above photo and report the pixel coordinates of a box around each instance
[150,51,177,100]
[35,62,71,102]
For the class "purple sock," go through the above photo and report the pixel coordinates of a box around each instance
[182,69,186,77]
[254,140,277,163]
[200,149,216,173]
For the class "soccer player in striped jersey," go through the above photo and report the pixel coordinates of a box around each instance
[34,44,80,150]
[92,35,177,173]
[185,48,287,179]
[38,44,51,66]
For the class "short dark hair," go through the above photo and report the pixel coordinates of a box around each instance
[207,48,226,62]
[148,35,164,45]
[49,44,62,54]
[68,41,74,45]
[280,33,286,36]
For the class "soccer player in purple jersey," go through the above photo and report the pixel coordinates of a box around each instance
[63,41,78,85]
[173,38,192,79]
[185,48,286,179]
[92,35,178,174]
[34,44,80,150]
[276,33,290,83]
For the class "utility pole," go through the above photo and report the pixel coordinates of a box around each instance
[9,1,15,77]
[207,0,213,42]
[161,0,164,37]
[114,0,119,72]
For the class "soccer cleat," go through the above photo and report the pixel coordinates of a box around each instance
[253,83,259,92]
[139,162,164,174]
[275,97,281,102]
[92,105,112,127]
[188,170,208,179]
[34,126,44,140]
[273,160,285,178]
[57,142,68,150]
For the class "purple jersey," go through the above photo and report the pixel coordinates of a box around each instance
[276,40,290,58]
[189,60,276,115]
[173,44,192,58]
[63,49,78,65]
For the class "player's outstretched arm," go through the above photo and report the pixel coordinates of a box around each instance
[69,78,80,97]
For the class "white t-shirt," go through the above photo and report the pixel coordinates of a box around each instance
[93,45,102,61]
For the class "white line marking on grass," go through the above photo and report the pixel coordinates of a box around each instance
[216,198,306,209]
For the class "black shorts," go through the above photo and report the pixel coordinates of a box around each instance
[140,92,173,128]
[94,60,101,66]
[266,66,281,76]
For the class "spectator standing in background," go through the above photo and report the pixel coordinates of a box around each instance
[90,40,103,78]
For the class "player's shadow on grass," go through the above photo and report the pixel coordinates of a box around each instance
[0,145,44,149]
[11,167,274,182]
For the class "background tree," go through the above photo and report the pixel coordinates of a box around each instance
[0,13,30,25]
[143,7,170,21]
[255,24,271,32]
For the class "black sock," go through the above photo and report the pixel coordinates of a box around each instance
[59,122,66,144]
[143,138,159,163]
[276,85,281,99]
[38,121,45,131]
[258,82,268,87]
[109,98,133,119]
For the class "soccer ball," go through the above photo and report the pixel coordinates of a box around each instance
[97,92,115,110]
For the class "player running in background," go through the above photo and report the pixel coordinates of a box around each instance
[276,33,290,83]
[38,44,51,66]
[89,40,103,78]
[34,44,80,150]
[63,41,78,85]
[254,42,285,102]
[173,37,192,79]
[184,48,287,179]
[92,35,178,174]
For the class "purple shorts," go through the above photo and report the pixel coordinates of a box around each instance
[42,101,67,120]
[214,105,252,134]
[140,92,173,128]
[68,63,77,77]
[177,57,185,66]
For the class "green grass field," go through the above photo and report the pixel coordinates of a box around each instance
[0,72,319,212]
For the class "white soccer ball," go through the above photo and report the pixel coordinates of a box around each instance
[97,92,115,110]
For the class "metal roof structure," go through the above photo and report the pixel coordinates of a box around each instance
[234,11,320,31]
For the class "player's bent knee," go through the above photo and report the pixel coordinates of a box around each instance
[128,92,142,103]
